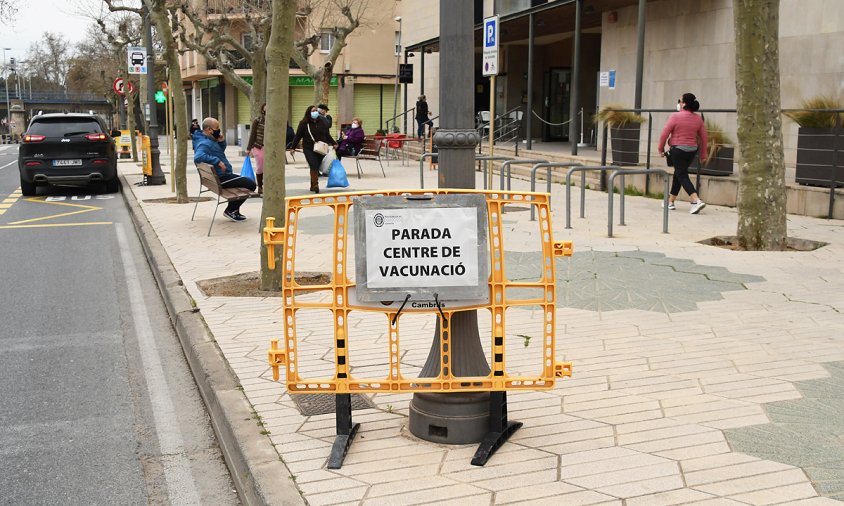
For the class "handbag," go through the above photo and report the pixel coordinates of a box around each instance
[307,123,330,155]
[327,159,350,188]
[240,155,256,181]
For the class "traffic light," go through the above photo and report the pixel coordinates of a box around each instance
[154,90,166,103]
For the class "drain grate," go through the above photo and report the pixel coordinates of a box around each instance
[290,393,376,416]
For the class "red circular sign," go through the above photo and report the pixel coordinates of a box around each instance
[113,77,125,95]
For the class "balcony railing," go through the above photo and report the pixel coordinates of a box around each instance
[204,49,300,71]
[205,0,270,17]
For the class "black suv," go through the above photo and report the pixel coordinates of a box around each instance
[18,113,121,195]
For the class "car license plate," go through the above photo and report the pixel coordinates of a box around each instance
[53,159,83,166]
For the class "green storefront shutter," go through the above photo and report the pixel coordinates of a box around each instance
[289,86,313,137]
[352,84,383,137]
[289,85,339,139]
[237,89,252,125]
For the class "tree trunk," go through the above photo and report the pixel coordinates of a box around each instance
[250,48,268,118]
[167,64,189,203]
[146,1,189,202]
[734,0,787,250]
[261,0,296,290]
[312,67,328,106]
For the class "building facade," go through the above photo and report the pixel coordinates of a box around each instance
[398,0,844,165]
[179,1,401,143]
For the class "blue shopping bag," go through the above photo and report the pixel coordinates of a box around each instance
[240,155,255,181]
[326,159,350,188]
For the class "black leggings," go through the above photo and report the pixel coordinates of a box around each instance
[669,147,698,197]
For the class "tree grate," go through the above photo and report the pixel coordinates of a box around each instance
[291,393,376,416]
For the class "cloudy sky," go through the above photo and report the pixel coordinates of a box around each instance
[0,0,99,61]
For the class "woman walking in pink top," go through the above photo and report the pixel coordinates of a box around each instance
[658,93,709,214]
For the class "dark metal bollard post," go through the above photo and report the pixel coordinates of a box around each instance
[419,152,437,189]
[600,123,609,191]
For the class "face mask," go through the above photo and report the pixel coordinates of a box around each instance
[212,129,222,138]
[676,102,683,112]
[310,111,320,119]
[351,123,359,128]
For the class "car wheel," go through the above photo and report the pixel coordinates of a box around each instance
[20,178,36,196]
[105,178,120,193]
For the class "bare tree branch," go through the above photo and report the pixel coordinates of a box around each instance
[177,0,272,116]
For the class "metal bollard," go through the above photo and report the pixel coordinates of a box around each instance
[499,159,548,191]
[607,168,670,237]
[529,163,583,221]
[419,153,437,189]
[474,155,513,190]
[563,166,621,229]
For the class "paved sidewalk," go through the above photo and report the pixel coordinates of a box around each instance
[121,149,844,505]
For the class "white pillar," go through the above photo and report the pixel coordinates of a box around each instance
[192,81,201,121]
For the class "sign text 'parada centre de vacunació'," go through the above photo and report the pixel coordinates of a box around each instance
[353,194,490,303]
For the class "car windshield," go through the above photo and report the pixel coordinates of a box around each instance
[28,118,102,137]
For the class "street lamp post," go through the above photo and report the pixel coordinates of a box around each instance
[142,5,166,185]
[3,48,11,137]
[408,1,487,445]
[391,16,402,133]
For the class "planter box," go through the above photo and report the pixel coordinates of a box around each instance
[610,123,641,166]
[697,146,734,176]
[795,127,844,187]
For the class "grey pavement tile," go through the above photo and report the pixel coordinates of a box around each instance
[725,361,844,500]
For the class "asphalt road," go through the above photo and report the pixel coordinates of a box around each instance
[0,144,238,504]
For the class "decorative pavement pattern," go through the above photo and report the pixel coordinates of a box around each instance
[727,361,844,501]
[507,250,765,313]
[123,157,844,505]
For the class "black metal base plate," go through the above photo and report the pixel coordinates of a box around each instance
[326,422,360,469]
[470,421,523,466]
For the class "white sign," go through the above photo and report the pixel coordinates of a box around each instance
[599,70,616,89]
[364,207,479,289]
[127,46,148,75]
[482,15,499,77]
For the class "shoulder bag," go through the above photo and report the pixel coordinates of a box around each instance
[307,123,330,156]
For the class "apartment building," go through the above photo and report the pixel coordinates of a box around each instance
[178,0,401,142]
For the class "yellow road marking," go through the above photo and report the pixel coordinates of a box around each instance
[8,197,104,225]
[0,222,113,229]
[0,189,21,216]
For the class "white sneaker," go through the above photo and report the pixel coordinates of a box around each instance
[662,201,676,211]
[690,201,706,214]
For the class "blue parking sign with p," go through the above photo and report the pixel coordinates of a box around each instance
[485,19,496,47]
